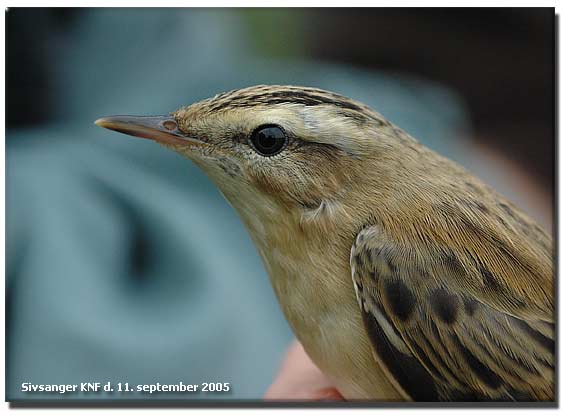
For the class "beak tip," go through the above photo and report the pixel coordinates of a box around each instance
[94,117,109,128]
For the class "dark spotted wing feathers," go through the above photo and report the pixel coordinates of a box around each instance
[350,226,554,401]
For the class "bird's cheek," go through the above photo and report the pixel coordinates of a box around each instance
[245,165,282,194]
[246,169,309,211]
[241,168,284,203]
[213,156,244,179]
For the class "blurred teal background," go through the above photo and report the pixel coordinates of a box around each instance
[6,8,553,401]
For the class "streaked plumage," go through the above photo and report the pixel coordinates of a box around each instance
[96,85,554,401]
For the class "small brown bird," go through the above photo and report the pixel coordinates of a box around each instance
[96,85,554,401]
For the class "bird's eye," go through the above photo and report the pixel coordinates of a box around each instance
[250,125,288,157]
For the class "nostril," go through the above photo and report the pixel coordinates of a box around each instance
[162,120,178,131]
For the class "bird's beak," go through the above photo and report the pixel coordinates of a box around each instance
[94,115,203,147]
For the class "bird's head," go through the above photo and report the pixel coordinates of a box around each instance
[96,85,403,239]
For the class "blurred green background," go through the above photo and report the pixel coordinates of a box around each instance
[6,8,554,401]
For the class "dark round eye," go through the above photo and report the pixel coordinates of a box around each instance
[250,125,287,156]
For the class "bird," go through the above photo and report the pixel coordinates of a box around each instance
[95,85,554,402]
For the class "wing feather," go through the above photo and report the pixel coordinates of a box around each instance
[351,225,554,401]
